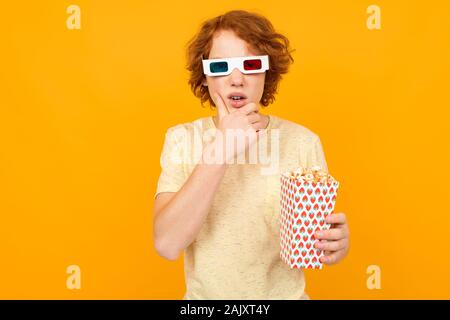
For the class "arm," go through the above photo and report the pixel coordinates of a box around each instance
[309,135,350,265]
[153,94,266,261]
[153,146,227,261]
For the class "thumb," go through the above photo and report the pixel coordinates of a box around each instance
[215,93,229,121]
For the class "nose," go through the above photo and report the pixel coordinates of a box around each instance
[229,67,244,87]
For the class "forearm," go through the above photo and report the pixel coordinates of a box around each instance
[153,142,227,259]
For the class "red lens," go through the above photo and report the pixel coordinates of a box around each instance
[243,59,262,71]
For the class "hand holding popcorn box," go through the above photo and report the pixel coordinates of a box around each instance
[280,166,339,269]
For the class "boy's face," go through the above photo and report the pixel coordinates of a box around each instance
[204,29,266,113]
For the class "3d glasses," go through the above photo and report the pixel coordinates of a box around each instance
[202,55,269,76]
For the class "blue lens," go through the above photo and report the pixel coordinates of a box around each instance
[210,61,228,73]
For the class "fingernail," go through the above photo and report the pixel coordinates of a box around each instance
[315,232,322,237]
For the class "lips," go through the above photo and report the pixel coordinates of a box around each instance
[229,98,247,108]
[227,92,248,108]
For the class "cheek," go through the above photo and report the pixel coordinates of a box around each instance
[207,78,225,94]
[250,74,266,97]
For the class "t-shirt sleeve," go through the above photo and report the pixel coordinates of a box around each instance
[309,135,329,173]
[154,127,188,199]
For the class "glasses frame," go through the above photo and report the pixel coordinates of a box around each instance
[202,55,269,77]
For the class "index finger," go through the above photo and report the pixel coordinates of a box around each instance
[326,212,347,225]
[215,93,229,120]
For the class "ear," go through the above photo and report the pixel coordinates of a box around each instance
[202,81,208,87]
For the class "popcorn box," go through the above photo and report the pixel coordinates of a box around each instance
[279,169,339,269]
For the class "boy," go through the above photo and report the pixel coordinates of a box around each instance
[153,10,350,299]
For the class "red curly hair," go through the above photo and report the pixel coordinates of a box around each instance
[186,10,294,108]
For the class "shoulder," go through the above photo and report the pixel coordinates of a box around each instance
[164,117,212,140]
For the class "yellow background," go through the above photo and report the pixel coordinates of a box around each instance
[1,0,449,299]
